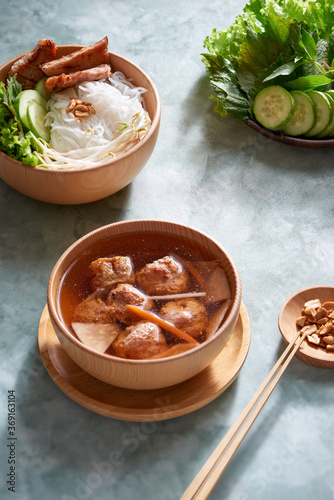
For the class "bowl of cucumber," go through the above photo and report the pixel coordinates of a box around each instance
[245,85,334,148]
[0,42,161,204]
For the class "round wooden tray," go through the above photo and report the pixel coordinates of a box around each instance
[38,302,251,421]
[244,119,334,148]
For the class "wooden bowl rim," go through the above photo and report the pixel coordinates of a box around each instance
[244,119,334,148]
[0,45,161,173]
[47,219,242,366]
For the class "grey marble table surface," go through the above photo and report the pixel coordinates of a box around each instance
[1,1,334,499]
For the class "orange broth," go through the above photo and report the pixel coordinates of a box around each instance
[57,230,218,332]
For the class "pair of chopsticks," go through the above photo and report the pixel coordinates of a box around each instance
[180,329,308,500]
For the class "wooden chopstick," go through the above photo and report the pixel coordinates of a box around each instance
[180,329,308,500]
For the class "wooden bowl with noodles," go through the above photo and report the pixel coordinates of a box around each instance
[47,219,242,390]
[0,44,160,204]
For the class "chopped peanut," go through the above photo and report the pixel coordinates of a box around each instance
[304,299,322,308]
[307,333,321,345]
[316,307,328,321]
[296,316,307,327]
[297,298,334,352]
[66,98,96,119]
[323,302,334,311]
[300,324,317,335]
[318,322,333,335]
[323,335,334,345]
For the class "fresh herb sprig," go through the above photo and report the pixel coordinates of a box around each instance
[0,76,41,166]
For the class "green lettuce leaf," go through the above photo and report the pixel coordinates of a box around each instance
[269,0,334,39]
[0,114,41,166]
[0,77,42,166]
[203,12,263,61]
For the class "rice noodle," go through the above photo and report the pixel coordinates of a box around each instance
[35,71,151,170]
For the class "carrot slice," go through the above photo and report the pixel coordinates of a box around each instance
[171,252,205,287]
[125,305,199,344]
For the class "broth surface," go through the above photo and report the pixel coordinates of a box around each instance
[58,230,215,330]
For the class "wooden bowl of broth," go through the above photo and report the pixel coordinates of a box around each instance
[47,219,242,390]
[0,45,160,204]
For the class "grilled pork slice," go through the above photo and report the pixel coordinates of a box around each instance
[41,36,109,76]
[9,39,57,90]
[44,64,112,93]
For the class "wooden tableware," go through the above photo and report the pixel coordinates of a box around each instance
[278,286,334,368]
[244,119,334,148]
[0,46,161,204]
[38,302,251,421]
[47,219,242,390]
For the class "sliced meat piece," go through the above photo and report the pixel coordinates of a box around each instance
[106,283,154,325]
[72,292,116,324]
[89,256,135,292]
[159,298,208,338]
[41,36,109,76]
[136,256,190,296]
[112,320,168,359]
[44,64,111,93]
[9,39,57,90]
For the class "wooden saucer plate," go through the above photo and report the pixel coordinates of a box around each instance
[244,119,334,149]
[278,286,334,369]
[38,302,251,421]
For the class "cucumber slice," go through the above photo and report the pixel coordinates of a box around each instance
[27,102,50,142]
[326,90,334,136]
[325,89,334,103]
[304,91,332,137]
[34,77,51,100]
[13,90,47,130]
[253,85,295,130]
[282,91,316,136]
[316,93,334,138]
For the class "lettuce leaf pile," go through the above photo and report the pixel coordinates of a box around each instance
[0,76,41,166]
[202,0,334,120]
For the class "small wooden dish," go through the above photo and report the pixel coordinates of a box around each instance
[278,286,334,368]
[38,302,251,421]
[244,119,334,149]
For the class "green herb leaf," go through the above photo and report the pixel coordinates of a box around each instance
[7,75,21,106]
[238,19,292,80]
[203,54,250,119]
[316,39,331,69]
[263,59,303,83]
[284,74,332,90]
[301,27,317,60]
[289,23,318,62]
[325,70,334,79]
[0,75,21,115]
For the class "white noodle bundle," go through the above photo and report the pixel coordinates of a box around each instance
[36,72,151,169]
